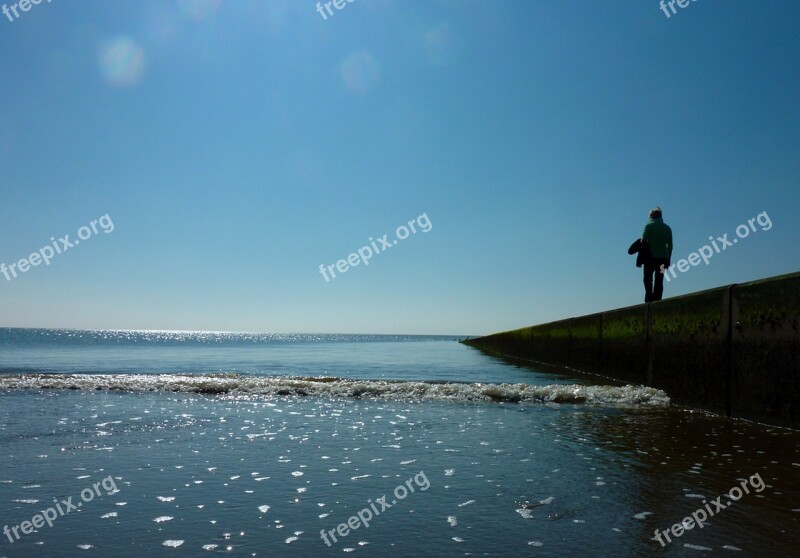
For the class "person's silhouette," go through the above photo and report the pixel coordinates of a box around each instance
[641,207,673,302]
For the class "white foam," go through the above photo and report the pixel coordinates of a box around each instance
[0,373,671,408]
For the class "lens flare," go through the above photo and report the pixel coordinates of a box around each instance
[98,37,146,87]
[424,24,463,67]
[177,0,222,21]
[340,51,380,95]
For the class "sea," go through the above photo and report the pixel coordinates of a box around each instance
[0,328,797,557]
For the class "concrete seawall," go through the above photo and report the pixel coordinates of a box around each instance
[462,272,800,428]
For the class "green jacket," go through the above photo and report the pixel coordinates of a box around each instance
[642,217,673,261]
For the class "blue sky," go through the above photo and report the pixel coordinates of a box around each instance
[0,0,798,335]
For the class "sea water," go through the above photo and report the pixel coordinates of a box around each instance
[0,329,797,557]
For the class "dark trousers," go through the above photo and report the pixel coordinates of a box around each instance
[644,258,670,302]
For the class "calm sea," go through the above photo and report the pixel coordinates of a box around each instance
[0,328,797,557]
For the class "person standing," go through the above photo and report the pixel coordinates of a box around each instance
[641,207,673,302]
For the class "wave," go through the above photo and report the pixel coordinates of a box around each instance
[0,373,670,407]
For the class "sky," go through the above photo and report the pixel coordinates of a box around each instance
[0,0,798,335]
